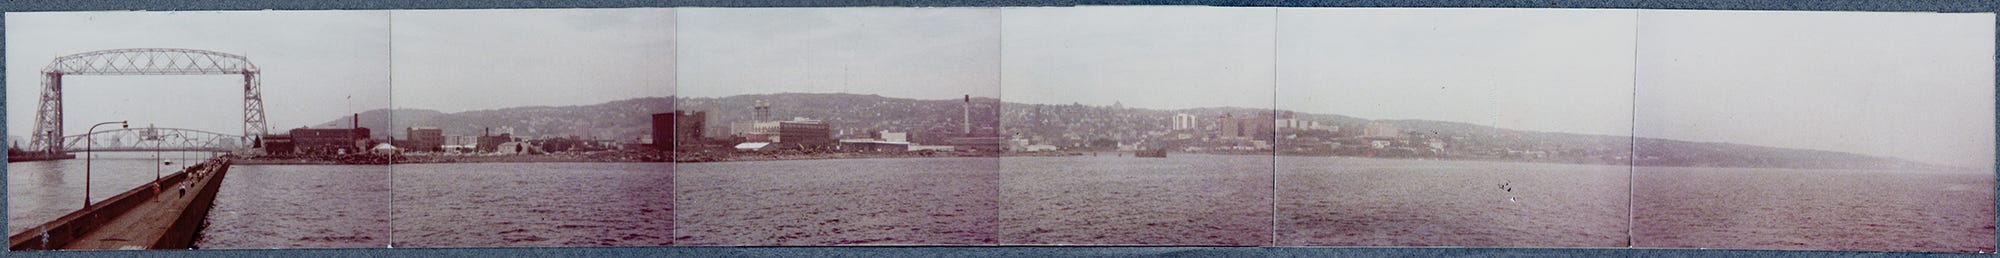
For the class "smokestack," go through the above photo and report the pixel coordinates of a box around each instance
[352,113,360,129]
[962,95,971,135]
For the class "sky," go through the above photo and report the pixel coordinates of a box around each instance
[677,8,999,100]
[6,11,391,140]
[1001,7,1276,110]
[390,8,676,113]
[1276,8,1638,137]
[1635,10,1995,168]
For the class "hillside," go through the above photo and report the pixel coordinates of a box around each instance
[314,97,674,141]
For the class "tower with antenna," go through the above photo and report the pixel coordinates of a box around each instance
[962,95,972,135]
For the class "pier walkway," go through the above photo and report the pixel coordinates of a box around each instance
[9,157,232,250]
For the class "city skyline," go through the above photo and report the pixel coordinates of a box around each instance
[1635,10,1995,169]
[390,8,676,114]
[6,11,392,139]
[1000,7,1277,111]
[676,8,1001,100]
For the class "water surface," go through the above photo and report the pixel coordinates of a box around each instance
[392,162,673,247]
[674,158,998,245]
[1002,154,1274,245]
[197,164,390,249]
[1276,157,1630,247]
[1633,166,1995,252]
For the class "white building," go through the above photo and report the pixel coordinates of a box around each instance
[1363,122,1400,139]
[1171,113,1198,131]
[1276,118,1321,130]
[878,131,908,142]
[731,121,782,136]
[734,142,773,151]
[496,141,537,155]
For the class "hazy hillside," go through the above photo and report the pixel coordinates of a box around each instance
[315,97,674,141]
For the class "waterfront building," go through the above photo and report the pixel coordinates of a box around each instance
[653,112,671,150]
[878,131,908,142]
[496,141,538,155]
[477,128,515,153]
[290,127,371,155]
[444,135,479,152]
[406,126,444,152]
[947,136,1005,152]
[259,134,295,154]
[731,121,781,138]
[733,142,774,151]
[838,139,911,152]
[777,119,833,149]
[656,111,709,151]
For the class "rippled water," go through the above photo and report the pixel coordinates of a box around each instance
[196,165,390,249]
[391,162,673,247]
[1633,167,1995,253]
[9,152,214,235]
[1276,157,1630,247]
[17,153,1993,252]
[1002,154,1274,245]
[673,158,998,245]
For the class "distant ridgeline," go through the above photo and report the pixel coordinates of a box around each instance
[312,97,674,141]
[313,93,1942,170]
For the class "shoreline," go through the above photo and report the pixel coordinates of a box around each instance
[671,150,1002,163]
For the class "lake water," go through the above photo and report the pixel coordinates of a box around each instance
[1276,157,1631,247]
[1633,166,1995,253]
[1002,154,1274,245]
[196,164,391,249]
[672,158,999,245]
[390,162,673,247]
[14,153,1993,251]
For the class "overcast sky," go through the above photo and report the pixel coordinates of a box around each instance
[7,11,390,139]
[1277,8,1637,136]
[1636,10,1994,168]
[677,8,999,100]
[391,8,675,113]
[1002,7,1276,110]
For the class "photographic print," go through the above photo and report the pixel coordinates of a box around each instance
[671,8,1003,245]
[387,8,677,248]
[1272,8,1638,248]
[1630,10,1996,253]
[6,10,393,249]
[998,7,1277,246]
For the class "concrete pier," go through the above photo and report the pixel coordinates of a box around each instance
[8,157,232,250]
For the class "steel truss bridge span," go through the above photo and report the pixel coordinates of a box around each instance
[59,127,243,153]
[29,48,268,155]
